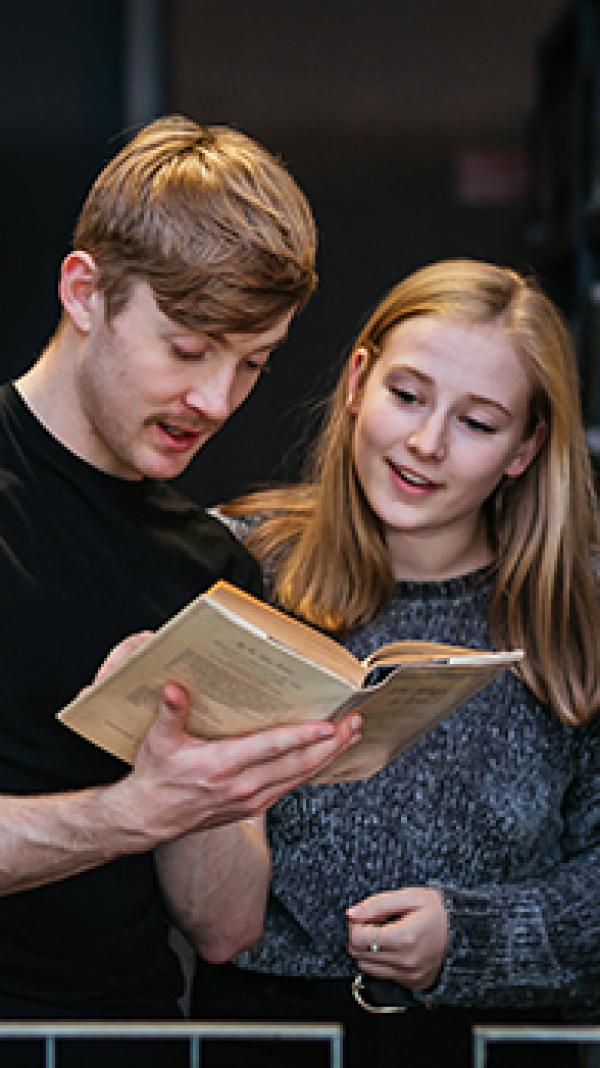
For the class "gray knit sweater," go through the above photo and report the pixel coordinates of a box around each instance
[216,514,600,1016]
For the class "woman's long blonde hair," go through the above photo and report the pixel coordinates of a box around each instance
[224,259,600,725]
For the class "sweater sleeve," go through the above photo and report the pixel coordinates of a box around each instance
[419,712,600,1014]
[208,508,259,543]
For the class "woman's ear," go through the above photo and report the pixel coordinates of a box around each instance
[59,251,101,334]
[504,420,548,479]
[347,348,370,412]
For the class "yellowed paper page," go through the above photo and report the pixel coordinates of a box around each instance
[312,658,520,783]
[57,580,522,779]
[58,600,355,763]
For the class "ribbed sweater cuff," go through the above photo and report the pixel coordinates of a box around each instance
[414,884,565,1009]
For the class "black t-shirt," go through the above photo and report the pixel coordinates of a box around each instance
[0,383,262,1015]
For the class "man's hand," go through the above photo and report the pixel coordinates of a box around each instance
[150,686,361,961]
[94,630,361,842]
[93,631,154,679]
[347,887,449,992]
[105,679,361,846]
[0,637,360,900]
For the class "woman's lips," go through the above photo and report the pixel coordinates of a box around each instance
[386,459,441,493]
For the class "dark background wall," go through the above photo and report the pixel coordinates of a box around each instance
[2,4,124,379]
[1,0,573,505]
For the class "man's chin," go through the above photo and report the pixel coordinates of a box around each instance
[142,446,205,481]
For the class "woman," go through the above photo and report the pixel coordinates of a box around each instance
[191,259,600,1067]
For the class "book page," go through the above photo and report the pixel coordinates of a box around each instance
[364,640,505,669]
[57,579,521,778]
[311,659,516,783]
[207,582,366,686]
[58,602,356,764]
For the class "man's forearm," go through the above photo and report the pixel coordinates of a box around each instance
[0,688,359,900]
[0,782,155,895]
[156,817,270,962]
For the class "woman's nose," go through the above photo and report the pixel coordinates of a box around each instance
[406,413,447,460]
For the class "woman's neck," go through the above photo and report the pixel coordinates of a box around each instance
[385,520,494,582]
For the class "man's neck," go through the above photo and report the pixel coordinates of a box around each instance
[16,327,88,458]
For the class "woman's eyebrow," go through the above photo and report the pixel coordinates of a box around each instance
[385,363,431,384]
[386,364,513,416]
[466,392,512,416]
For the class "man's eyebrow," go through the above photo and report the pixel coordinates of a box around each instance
[266,329,290,350]
[252,335,288,359]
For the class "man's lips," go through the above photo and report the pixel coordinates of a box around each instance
[155,419,216,449]
[160,421,201,439]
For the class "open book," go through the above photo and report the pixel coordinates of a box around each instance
[58,580,523,784]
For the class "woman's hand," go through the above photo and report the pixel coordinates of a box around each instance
[347,887,449,991]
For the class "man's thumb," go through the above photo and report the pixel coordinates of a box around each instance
[156,682,190,730]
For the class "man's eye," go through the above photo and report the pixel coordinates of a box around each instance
[463,416,495,433]
[171,344,204,360]
[244,359,271,375]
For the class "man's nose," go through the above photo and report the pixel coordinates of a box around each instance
[183,364,236,422]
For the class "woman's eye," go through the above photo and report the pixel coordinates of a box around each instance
[391,387,420,405]
[463,416,495,434]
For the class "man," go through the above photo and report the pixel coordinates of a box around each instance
[0,115,359,1064]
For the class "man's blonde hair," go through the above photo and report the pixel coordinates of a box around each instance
[72,115,317,334]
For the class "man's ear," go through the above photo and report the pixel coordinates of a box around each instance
[59,251,101,333]
[504,421,547,479]
[347,348,370,413]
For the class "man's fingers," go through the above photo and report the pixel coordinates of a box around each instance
[254,725,361,795]
[135,698,362,834]
[145,683,191,741]
[214,712,362,774]
[94,631,154,682]
[190,716,362,826]
[161,682,190,712]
